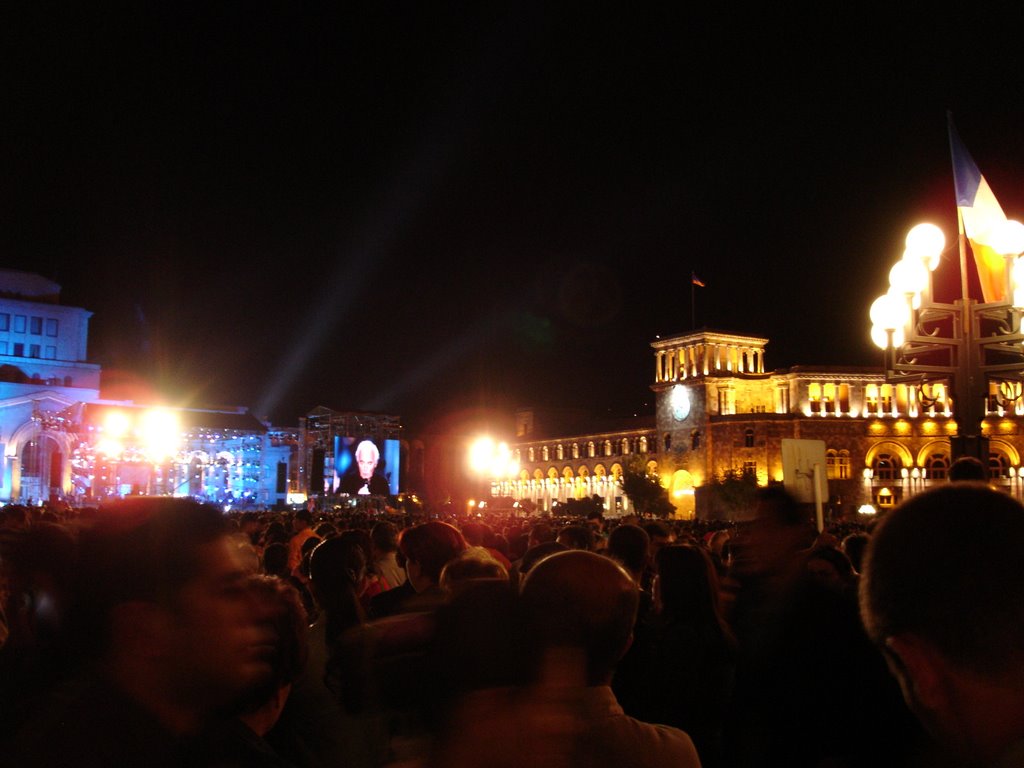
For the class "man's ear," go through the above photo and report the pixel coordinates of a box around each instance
[885,634,950,714]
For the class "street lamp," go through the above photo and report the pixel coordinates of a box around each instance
[869,221,1024,461]
[467,437,520,502]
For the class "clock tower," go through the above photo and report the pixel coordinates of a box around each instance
[652,330,770,490]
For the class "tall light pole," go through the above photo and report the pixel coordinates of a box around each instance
[869,221,1024,462]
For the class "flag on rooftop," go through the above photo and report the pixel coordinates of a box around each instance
[691,272,706,288]
[948,114,1009,302]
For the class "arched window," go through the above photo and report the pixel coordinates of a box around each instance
[744,429,754,448]
[926,453,949,480]
[621,438,630,455]
[638,436,648,453]
[873,453,901,481]
[603,440,613,457]
[691,430,701,450]
[556,444,564,461]
[542,446,549,461]
[664,433,672,451]
[826,449,851,480]
[989,453,1011,480]
[572,443,579,459]
[528,447,535,462]
[587,441,595,458]
[837,450,850,480]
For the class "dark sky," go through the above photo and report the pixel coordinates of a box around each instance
[4,4,1024,431]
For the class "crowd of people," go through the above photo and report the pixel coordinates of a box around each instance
[1,477,1022,767]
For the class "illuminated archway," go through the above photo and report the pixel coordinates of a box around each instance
[669,469,696,520]
[989,440,1017,480]
[916,439,952,480]
[864,441,913,470]
[989,439,1020,467]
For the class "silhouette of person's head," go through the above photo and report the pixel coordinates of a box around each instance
[860,484,1024,763]
[520,550,638,686]
[398,521,467,593]
[948,456,987,482]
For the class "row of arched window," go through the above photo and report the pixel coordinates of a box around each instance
[867,451,1011,480]
[515,462,625,482]
[520,435,653,463]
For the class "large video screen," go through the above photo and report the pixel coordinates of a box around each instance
[330,436,400,496]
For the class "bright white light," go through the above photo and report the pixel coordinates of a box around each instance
[490,441,512,478]
[858,504,877,516]
[889,257,929,295]
[468,437,495,473]
[140,409,180,459]
[992,219,1024,257]
[96,438,124,458]
[870,293,908,330]
[905,223,945,268]
[871,323,905,350]
[104,411,130,438]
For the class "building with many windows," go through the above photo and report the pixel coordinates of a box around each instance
[507,329,1024,518]
[0,270,295,506]
[0,270,102,500]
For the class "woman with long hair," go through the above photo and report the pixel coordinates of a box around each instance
[614,544,736,768]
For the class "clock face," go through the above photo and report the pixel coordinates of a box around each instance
[670,385,690,421]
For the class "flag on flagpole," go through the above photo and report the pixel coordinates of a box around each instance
[691,272,706,288]
[948,115,1009,302]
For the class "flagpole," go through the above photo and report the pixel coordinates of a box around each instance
[691,278,696,329]
[957,207,969,302]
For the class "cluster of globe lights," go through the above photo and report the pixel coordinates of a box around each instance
[869,220,1024,349]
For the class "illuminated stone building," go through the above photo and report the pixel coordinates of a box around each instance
[506,408,656,514]
[0,270,102,501]
[0,270,294,506]
[509,329,1024,518]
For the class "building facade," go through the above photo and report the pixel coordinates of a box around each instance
[0,270,295,507]
[508,329,1024,518]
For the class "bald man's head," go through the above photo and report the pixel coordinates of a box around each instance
[520,550,638,685]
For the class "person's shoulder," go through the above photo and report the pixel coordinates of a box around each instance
[580,687,701,768]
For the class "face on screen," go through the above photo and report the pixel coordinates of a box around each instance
[356,445,378,479]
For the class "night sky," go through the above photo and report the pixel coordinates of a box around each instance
[4,5,1024,432]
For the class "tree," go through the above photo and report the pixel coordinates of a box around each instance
[705,468,759,519]
[620,457,675,518]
